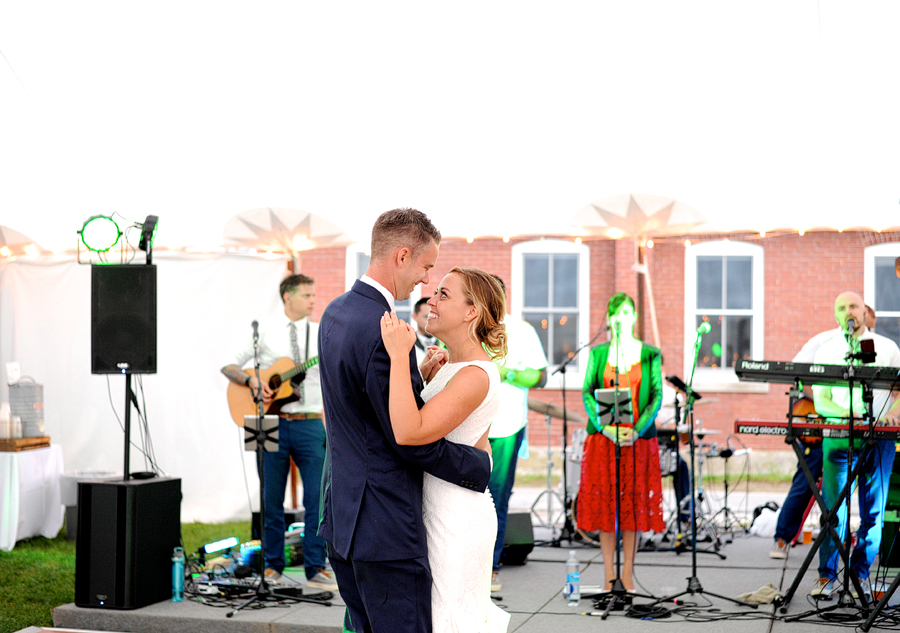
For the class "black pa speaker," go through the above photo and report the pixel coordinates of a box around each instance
[75,478,181,609]
[91,264,157,374]
[500,511,534,565]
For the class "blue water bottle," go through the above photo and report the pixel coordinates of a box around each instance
[172,547,185,602]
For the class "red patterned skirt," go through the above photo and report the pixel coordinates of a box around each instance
[576,432,665,533]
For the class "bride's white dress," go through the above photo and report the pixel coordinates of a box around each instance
[421,360,510,633]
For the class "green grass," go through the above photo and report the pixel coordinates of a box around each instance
[0,534,76,633]
[0,521,252,633]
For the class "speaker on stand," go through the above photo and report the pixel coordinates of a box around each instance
[91,264,157,375]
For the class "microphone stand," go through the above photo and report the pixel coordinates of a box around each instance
[551,324,608,547]
[786,321,874,621]
[598,326,655,618]
[651,325,755,609]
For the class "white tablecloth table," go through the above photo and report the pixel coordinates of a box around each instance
[0,445,65,551]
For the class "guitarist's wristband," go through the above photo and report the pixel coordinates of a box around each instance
[244,375,252,387]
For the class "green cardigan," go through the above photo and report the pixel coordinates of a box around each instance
[582,342,662,438]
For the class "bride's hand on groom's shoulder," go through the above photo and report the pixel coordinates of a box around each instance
[380,311,416,359]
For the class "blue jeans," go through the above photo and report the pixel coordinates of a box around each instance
[775,443,823,543]
[818,439,895,581]
[261,417,328,578]
[488,426,526,572]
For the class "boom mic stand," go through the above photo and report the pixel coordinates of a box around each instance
[550,324,609,547]
[651,325,755,610]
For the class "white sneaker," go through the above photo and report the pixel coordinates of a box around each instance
[491,571,502,592]
[810,577,834,599]
[769,539,788,559]
[264,568,282,584]
[307,568,338,591]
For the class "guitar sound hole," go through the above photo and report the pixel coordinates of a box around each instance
[270,376,283,389]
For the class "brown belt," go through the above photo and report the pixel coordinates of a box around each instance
[281,413,321,421]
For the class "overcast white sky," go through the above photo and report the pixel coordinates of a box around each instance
[2,1,898,252]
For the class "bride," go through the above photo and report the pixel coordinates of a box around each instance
[380,266,510,633]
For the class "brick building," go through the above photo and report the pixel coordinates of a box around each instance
[297,229,900,455]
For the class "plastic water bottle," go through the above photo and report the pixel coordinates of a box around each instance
[172,547,185,602]
[564,550,580,604]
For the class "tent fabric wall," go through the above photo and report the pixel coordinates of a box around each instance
[0,252,289,523]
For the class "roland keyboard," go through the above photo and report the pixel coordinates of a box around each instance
[734,419,900,440]
[735,359,900,390]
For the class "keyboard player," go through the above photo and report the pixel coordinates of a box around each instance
[809,292,900,602]
[771,304,876,560]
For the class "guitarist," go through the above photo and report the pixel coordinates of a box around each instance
[221,273,337,592]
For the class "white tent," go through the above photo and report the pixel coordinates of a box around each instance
[2,1,900,522]
[2,1,899,253]
[0,252,285,522]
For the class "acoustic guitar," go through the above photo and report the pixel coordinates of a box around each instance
[227,356,319,426]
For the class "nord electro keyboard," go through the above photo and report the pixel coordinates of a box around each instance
[734,419,900,440]
[735,359,900,390]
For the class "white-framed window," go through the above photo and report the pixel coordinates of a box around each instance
[511,239,590,389]
[864,243,900,348]
[684,240,766,392]
[344,243,418,321]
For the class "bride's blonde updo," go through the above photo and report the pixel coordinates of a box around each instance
[448,266,508,362]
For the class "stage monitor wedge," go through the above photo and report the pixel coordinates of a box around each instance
[91,264,157,374]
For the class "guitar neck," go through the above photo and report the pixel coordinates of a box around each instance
[280,356,319,382]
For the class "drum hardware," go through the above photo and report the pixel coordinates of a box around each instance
[529,411,566,535]
[708,440,749,537]
[545,323,608,548]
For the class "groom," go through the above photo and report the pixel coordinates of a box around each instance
[318,208,492,633]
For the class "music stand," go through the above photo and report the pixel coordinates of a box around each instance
[244,415,280,453]
[592,380,655,618]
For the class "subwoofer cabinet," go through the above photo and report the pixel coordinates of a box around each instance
[75,477,181,609]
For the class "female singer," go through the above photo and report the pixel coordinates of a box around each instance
[577,292,665,592]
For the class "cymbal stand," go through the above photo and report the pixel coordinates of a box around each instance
[530,412,565,534]
[689,434,725,554]
[651,327,755,610]
[549,324,609,547]
[710,440,748,538]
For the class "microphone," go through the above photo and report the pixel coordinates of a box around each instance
[614,321,621,333]
[846,318,856,334]
[697,322,711,334]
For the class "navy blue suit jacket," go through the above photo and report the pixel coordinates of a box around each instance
[317,280,492,561]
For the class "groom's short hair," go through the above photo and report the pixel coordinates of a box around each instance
[370,208,441,261]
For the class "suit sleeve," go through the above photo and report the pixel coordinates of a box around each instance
[582,347,602,434]
[634,347,662,437]
[367,343,492,492]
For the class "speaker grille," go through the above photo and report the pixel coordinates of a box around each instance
[91,265,157,374]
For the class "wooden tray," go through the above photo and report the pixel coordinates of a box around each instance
[0,436,50,452]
